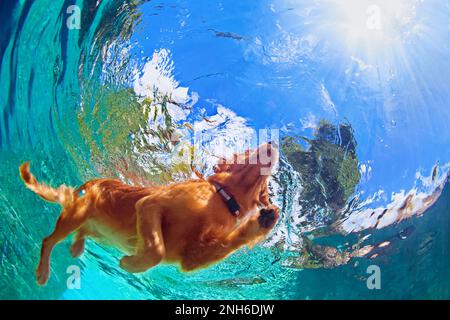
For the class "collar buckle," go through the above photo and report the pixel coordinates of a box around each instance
[213,182,240,216]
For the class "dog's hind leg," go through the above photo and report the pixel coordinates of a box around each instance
[36,205,88,286]
[70,229,86,258]
[119,197,165,273]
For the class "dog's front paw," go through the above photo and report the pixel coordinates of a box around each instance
[258,206,279,229]
[120,255,150,273]
[119,255,138,273]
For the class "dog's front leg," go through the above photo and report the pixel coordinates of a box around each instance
[182,206,279,271]
[120,197,165,273]
[226,205,279,247]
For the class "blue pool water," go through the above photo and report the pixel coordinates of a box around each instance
[1,0,450,299]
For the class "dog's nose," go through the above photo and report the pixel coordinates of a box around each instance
[267,141,278,148]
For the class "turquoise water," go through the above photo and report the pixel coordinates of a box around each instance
[1,0,450,299]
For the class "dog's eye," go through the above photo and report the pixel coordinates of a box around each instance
[213,164,231,173]
[213,165,227,173]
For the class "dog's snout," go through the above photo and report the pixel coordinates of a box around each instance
[265,141,277,156]
[268,140,278,148]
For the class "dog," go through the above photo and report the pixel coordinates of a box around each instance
[19,143,279,286]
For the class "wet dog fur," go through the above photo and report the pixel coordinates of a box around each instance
[19,143,279,285]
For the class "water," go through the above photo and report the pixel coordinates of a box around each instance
[1,0,449,299]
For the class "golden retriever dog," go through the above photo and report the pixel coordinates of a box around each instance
[19,143,279,286]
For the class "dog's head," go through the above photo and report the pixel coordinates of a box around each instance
[209,142,278,212]
[213,142,278,175]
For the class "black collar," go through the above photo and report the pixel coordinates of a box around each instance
[212,182,240,216]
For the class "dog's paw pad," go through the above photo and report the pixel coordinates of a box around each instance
[258,208,277,229]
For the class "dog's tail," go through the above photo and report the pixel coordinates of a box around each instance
[19,162,74,207]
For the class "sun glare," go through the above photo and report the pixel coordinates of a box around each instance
[328,0,419,51]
